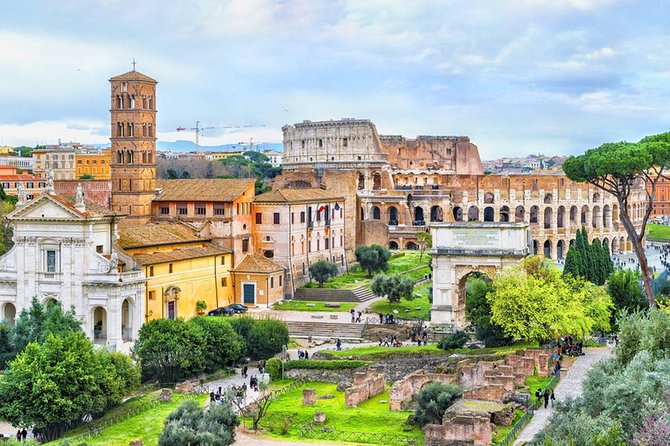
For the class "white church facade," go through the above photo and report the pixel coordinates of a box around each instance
[0,187,145,351]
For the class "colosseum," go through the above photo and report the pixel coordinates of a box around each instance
[276,119,646,261]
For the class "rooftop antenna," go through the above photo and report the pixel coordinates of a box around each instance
[132,58,136,71]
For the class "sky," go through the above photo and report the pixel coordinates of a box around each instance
[1,0,669,159]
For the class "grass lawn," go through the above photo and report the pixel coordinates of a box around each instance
[369,282,432,320]
[648,223,670,241]
[491,409,524,443]
[302,251,431,290]
[273,300,357,312]
[327,341,536,360]
[45,393,208,446]
[525,374,554,407]
[259,381,423,443]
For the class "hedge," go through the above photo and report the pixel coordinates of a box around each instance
[267,359,369,380]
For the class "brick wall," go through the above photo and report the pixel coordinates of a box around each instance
[344,370,386,407]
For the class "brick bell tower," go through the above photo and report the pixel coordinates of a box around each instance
[109,65,158,226]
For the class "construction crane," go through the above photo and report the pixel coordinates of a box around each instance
[176,121,215,151]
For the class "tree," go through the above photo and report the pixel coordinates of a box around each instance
[355,244,391,278]
[416,232,432,261]
[0,332,135,442]
[606,270,647,318]
[12,297,82,353]
[371,273,414,304]
[159,398,239,446]
[0,323,14,367]
[563,228,613,286]
[309,260,339,287]
[487,257,613,343]
[0,200,15,256]
[227,380,273,431]
[131,318,206,384]
[187,317,245,371]
[464,277,513,347]
[563,134,670,307]
[413,382,463,426]
[246,319,289,359]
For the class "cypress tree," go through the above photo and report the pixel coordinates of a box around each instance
[591,239,604,285]
[602,241,614,277]
[563,248,583,278]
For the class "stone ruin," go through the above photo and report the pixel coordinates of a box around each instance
[344,369,386,407]
[159,388,173,402]
[390,370,456,410]
[302,389,317,405]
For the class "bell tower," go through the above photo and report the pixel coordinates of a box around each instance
[109,66,158,226]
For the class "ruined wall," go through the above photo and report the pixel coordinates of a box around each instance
[425,413,492,446]
[344,370,386,407]
[360,220,389,247]
[390,370,457,410]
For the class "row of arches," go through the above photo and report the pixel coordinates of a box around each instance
[116,150,154,165]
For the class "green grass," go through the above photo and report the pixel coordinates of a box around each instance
[525,374,554,407]
[273,300,357,312]
[648,223,670,241]
[369,282,432,320]
[260,381,423,442]
[45,393,208,446]
[491,409,524,443]
[327,340,536,360]
[302,251,431,290]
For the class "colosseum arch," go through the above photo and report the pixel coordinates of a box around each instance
[593,192,601,202]
[581,205,590,225]
[372,172,382,190]
[499,206,510,222]
[592,206,601,228]
[414,207,425,224]
[557,240,566,260]
[389,241,399,250]
[530,206,539,224]
[543,240,552,259]
[484,192,495,204]
[453,206,463,222]
[570,206,578,225]
[557,206,565,228]
[430,205,444,222]
[515,206,525,222]
[372,206,381,220]
[603,205,611,228]
[544,193,553,204]
[467,206,479,221]
[484,206,495,222]
[388,206,398,225]
[544,207,553,229]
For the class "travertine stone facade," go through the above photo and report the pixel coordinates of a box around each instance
[109,70,158,226]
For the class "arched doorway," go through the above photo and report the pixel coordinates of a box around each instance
[121,298,132,341]
[581,205,589,225]
[499,206,510,222]
[543,240,552,259]
[389,241,399,250]
[372,172,382,190]
[557,206,565,228]
[570,206,578,225]
[603,205,611,228]
[530,206,539,224]
[165,286,181,320]
[406,241,419,250]
[414,207,425,225]
[430,205,444,222]
[544,207,553,229]
[557,240,565,260]
[2,303,16,327]
[93,307,107,341]
[592,206,601,228]
[468,206,479,221]
[484,207,494,222]
[388,206,398,225]
[453,206,463,222]
[532,240,539,255]
[372,206,381,220]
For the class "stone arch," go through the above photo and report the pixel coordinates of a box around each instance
[389,241,399,250]
[453,206,463,222]
[451,266,500,326]
[1,302,16,327]
[544,207,553,229]
[484,192,495,204]
[592,205,601,228]
[603,205,611,228]
[557,240,566,260]
[543,240,552,259]
[430,205,444,222]
[530,206,539,224]
[121,298,133,341]
[612,204,619,224]
[406,241,419,250]
[165,285,181,320]
[484,206,494,222]
[372,172,382,190]
[612,237,619,254]
[569,206,578,225]
[569,239,575,247]
[581,205,590,225]
[414,207,425,225]
[532,240,539,255]
[515,206,525,222]
[468,206,479,221]
[557,206,565,228]
[372,206,381,220]
[619,236,625,253]
[92,306,107,341]
[388,206,398,225]
[499,206,510,222]
[603,238,609,252]
[544,193,553,204]
[360,206,365,221]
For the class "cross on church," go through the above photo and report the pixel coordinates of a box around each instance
[132,58,136,71]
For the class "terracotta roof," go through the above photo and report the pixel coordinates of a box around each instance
[0,174,42,181]
[109,70,157,83]
[154,179,254,202]
[131,243,231,265]
[254,188,344,204]
[117,223,205,249]
[233,253,285,273]
[58,195,119,217]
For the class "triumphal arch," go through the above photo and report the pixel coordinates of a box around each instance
[430,222,530,327]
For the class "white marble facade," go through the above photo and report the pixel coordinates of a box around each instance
[0,192,145,350]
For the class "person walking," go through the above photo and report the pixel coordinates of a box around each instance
[535,388,542,405]
[543,388,550,409]
[550,389,556,407]
[350,308,355,323]
[336,338,342,351]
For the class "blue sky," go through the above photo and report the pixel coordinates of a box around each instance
[1,0,669,159]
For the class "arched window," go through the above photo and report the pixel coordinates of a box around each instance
[557,206,565,228]
[430,205,443,222]
[372,206,381,220]
[484,192,494,204]
[484,206,494,222]
[544,207,553,229]
[544,193,552,204]
[413,207,425,225]
[453,206,463,222]
[388,206,398,225]
[530,206,539,224]
[515,206,525,222]
[499,206,510,222]
[372,172,382,190]
[468,206,479,221]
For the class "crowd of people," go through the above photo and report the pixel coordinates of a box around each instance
[535,387,556,409]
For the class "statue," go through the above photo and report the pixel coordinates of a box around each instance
[16,182,26,206]
[76,183,85,206]
[108,251,119,272]
[46,167,55,194]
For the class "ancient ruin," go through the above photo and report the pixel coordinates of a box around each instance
[344,369,386,407]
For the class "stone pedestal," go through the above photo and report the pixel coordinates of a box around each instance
[302,389,317,405]
[314,412,326,425]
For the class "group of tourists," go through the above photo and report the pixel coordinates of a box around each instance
[410,322,429,346]
[378,335,403,347]
[350,309,363,323]
[15,429,28,442]
[297,349,310,359]
[535,388,556,409]
[378,313,397,324]
[559,336,584,357]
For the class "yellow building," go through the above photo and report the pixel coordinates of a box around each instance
[232,253,285,307]
[210,151,243,161]
[0,146,14,155]
[76,150,112,180]
[117,223,234,321]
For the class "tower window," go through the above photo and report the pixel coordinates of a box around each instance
[318,139,323,148]
[121,82,127,92]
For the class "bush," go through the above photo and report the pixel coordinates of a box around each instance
[309,260,339,287]
[266,357,282,380]
[247,319,289,359]
[438,331,470,350]
[229,316,255,346]
[285,359,368,371]
[414,382,463,426]
[159,399,239,446]
[188,317,245,371]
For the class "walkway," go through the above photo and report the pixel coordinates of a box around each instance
[514,346,612,445]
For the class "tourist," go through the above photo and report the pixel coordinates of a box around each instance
[242,365,248,378]
[336,338,342,351]
[15,430,20,442]
[350,308,355,323]
[21,429,27,441]
[379,313,384,324]
[550,390,556,407]
[543,388,550,409]
[356,311,362,323]
[305,350,309,360]
[379,336,384,346]
[535,388,542,403]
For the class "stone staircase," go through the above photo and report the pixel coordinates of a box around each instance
[352,286,377,302]
[286,321,365,340]
[293,285,378,303]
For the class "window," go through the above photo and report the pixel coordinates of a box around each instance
[279,275,283,286]
[149,290,156,300]
[340,235,343,246]
[302,263,305,275]
[256,212,263,224]
[214,204,225,216]
[77,160,82,164]
[242,238,249,253]
[318,138,323,148]
[221,256,226,266]
[291,213,295,224]
[343,137,348,147]
[317,239,320,251]
[265,235,272,242]
[177,205,187,215]
[46,250,56,273]
[168,263,173,273]
[96,245,103,253]
[325,238,329,249]
[159,206,169,215]
[101,160,106,165]
[273,212,280,224]
[300,211,305,223]
[149,266,154,277]
[195,204,206,215]
[221,277,228,287]
[308,240,312,252]
[270,277,274,288]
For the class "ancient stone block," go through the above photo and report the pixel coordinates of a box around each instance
[313,412,326,425]
[492,407,515,426]
[302,389,317,405]
[129,441,144,446]
[159,388,173,402]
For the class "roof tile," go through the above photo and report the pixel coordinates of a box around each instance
[154,179,254,202]
[118,223,205,249]
[233,253,284,273]
[254,188,344,204]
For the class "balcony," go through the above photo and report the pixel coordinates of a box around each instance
[324,219,331,226]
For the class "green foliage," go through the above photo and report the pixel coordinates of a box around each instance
[371,273,414,304]
[131,318,205,384]
[438,331,470,350]
[229,315,255,342]
[246,319,289,359]
[0,332,136,442]
[187,317,245,371]
[285,359,368,372]
[196,300,207,312]
[464,276,513,347]
[0,200,15,256]
[606,270,647,325]
[158,399,239,446]
[309,260,339,287]
[355,244,391,278]
[266,357,282,380]
[13,297,82,353]
[0,323,15,367]
[79,174,93,180]
[416,232,432,261]
[413,382,463,427]
[563,228,613,285]
[488,257,613,343]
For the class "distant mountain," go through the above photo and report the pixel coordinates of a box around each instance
[94,140,283,153]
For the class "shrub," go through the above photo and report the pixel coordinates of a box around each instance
[159,399,239,446]
[372,273,414,304]
[438,331,470,350]
[285,359,368,371]
[229,316,255,346]
[247,319,289,359]
[414,382,463,426]
[309,260,339,287]
[188,317,245,371]
[266,357,282,380]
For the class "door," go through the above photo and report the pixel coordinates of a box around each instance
[167,301,176,320]
[243,284,255,304]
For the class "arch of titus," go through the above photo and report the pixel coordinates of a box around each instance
[430,222,530,326]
